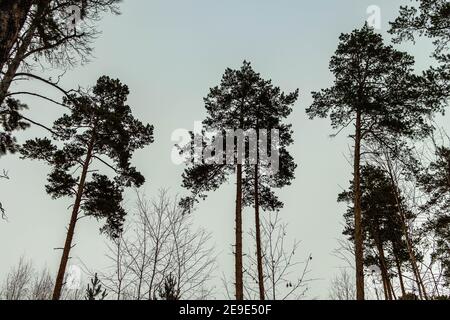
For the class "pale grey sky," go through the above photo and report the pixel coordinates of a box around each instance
[1,0,448,299]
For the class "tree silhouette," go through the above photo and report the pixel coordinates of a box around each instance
[390,0,450,57]
[0,98,29,156]
[100,190,216,300]
[1,97,29,218]
[390,0,450,110]
[390,0,450,293]
[0,0,121,106]
[0,0,34,73]
[0,1,122,167]
[158,274,180,301]
[85,273,107,301]
[363,138,432,299]
[306,24,435,300]
[339,165,412,300]
[180,61,298,300]
[420,146,450,285]
[241,79,298,300]
[20,76,154,300]
[420,146,450,211]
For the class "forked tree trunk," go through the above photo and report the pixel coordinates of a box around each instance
[254,163,265,300]
[52,136,95,300]
[354,110,365,300]
[235,163,244,300]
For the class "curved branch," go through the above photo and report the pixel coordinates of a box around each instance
[6,91,69,108]
[13,72,77,97]
[93,156,119,174]
[20,115,58,136]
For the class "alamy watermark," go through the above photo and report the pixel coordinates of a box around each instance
[171,122,281,174]
[366,5,381,30]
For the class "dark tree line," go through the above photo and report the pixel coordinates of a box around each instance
[420,145,450,286]
[339,165,415,300]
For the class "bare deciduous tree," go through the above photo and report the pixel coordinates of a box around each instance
[99,190,216,300]
[244,212,313,300]
[1,257,32,300]
[0,257,83,300]
[329,269,356,301]
[30,268,54,300]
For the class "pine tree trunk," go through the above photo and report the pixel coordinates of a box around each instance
[374,232,393,300]
[381,273,389,301]
[235,163,244,300]
[254,163,265,300]
[394,252,406,297]
[0,0,33,72]
[52,136,95,300]
[354,110,365,300]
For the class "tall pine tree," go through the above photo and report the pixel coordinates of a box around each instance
[20,76,154,300]
[180,61,298,300]
[306,24,435,300]
[390,0,450,291]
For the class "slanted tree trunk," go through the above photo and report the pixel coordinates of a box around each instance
[0,19,35,105]
[235,163,244,300]
[384,155,428,300]
[52,135,95,300]
[0,0,33,72]
[394,250,406,297]
[254,162,265,300]
[391,280,397,300]
[373,231,393,300]
[381,272,389,300]
[398,209,427,300]
[354,110,365,300]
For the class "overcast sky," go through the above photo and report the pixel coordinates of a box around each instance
[1,0,448,299]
